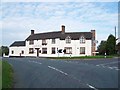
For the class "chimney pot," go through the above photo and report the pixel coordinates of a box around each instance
[31,30,34,35]
[61,25,65,34]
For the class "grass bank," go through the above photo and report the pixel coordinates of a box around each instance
[48,55,113,60]
[2,61,13,88]
[0,61,2,89]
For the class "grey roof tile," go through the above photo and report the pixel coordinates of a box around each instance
[26,31,92,40]
[10,41,25,47]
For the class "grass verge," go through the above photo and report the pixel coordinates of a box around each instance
[48,55,113,60]
[0,61,2,89]
[2,61,13,88]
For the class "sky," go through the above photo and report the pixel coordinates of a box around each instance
[1,0,119,47]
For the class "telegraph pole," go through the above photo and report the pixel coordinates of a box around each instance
[115,26,116,41]
[115,26,116,54]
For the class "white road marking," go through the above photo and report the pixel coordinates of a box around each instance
[87,84,98,90]
[108,67,114,69]
[48,65,68,76]
[115,68,120,71]
[96,65,100,66]
[112,67,118,69]
[96,61,119,71]
[29,61,42,64]
[98,65,119,70]
[96,61,120,66]
[101,65,105,68]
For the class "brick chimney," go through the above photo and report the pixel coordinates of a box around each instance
[91,30,96,56]
[61,25,65,34]
[91,30,95,40]
[31,30,34,35]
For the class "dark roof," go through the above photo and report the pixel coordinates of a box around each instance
[26,31,92,40]
[10,41,25,47]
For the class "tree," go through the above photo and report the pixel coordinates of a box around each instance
[0,46,9,56]
[97,41,107,55]
[106,34,116,55]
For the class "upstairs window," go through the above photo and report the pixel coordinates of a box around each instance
[80,36,85,43]
[52,39,55,44]
[80,47,85,54]
[42,39,47,45]
[66,36,71,44]
[29,40,34,45]
[29,48,34,54]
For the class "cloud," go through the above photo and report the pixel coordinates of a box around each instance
[1,0,119,2]
[1,2,118,46]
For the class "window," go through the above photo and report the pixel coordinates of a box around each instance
[29,48,34,54]
[29,40,34,45]
[21,50,24,54]
[42,48,47,54]
[52,39,55,44]
[42,39,47,45]
[80,36,85,43]
[11,50,14,54]
[66,36,71,44]
[80,47,85,54]
[51,47,56,54]
[64,47,72,54]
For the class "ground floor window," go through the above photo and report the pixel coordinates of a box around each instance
[42,48,47,54]
[29,48,34,54]
[51,47,55,54]
[64,47,72,54]
[80,47,85,54]
[11,50,14,54]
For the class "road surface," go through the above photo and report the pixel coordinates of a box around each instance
[3,57,119,89]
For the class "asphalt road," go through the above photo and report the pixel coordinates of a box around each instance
[2,57,119,89]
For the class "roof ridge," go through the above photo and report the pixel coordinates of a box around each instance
[35,31,61,35]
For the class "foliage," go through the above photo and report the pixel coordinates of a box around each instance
[97,34,116,55]
[97,41,107,55]
[0,46,9,56]
[106,34,116,55]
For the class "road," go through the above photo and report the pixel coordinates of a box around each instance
[2,57,119,89]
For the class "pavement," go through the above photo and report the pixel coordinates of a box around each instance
[2,57,119,89]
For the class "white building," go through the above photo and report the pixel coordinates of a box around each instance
[9,25,96,57]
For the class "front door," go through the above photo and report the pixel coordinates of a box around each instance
[35,48,40,57]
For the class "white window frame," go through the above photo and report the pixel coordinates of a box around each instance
[52,39,55,44]
[64,47,72,54]
[80,47,85,54]
[80,36,85,44]
[66,36,71,44]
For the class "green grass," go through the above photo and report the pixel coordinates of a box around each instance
[48,55,113,60]
[0,61,2,90]
[2,61,13,88]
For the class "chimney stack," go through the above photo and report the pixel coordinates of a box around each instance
[91,30,95,40]
[31,30,34,35]
[91,30,96,56]
[61,25,65,34]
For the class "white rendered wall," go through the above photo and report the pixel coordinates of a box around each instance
[9,46,26,56]
[10,39,92,57]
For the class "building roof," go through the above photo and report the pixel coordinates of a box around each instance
[26,31,92,40]
[10,41,25,47]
